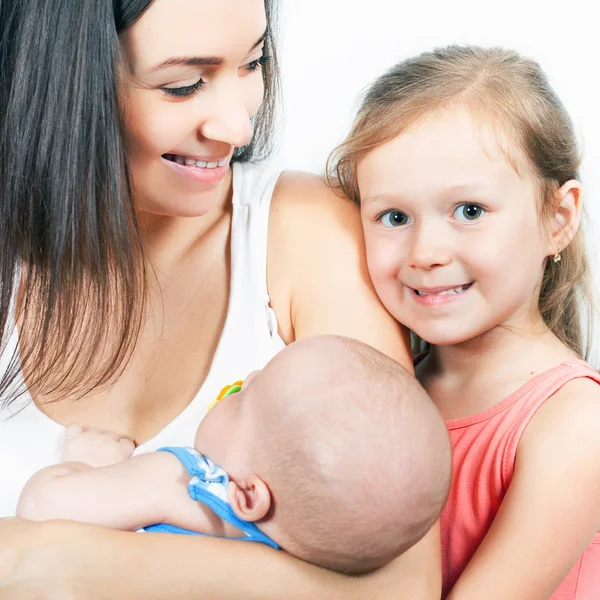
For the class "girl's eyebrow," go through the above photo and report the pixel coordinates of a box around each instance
[147,28,268,74]
[361,193,405,205]
[362,185,495,206]
[438,184,496,202]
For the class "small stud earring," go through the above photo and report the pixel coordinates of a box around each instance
[553,252,562,263]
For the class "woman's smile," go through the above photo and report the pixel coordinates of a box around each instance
[162,153,231,185]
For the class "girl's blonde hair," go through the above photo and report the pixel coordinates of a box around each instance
[327,45,595,360]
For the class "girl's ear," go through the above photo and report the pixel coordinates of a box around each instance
[227,476,271,523]
[547,180,582,255]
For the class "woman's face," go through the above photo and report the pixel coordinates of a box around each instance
[120,0,268,217]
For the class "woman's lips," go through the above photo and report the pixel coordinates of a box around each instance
[162,154,230,185]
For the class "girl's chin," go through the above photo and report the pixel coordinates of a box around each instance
[407,326,474,348]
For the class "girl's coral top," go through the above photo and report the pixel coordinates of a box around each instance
[441,360,600,599]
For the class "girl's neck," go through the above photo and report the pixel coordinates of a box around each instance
[420,310,578,420]
[426,310,575,382]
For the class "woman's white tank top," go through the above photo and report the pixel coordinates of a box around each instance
[0,160,286,516]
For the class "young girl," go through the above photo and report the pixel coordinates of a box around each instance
[329,46,600,599]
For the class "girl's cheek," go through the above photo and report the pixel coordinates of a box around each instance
[369,249,402,287]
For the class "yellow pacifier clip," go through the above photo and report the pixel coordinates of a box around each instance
[207,380,243,411]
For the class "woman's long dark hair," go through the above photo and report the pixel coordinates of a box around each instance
[0,0,280,407]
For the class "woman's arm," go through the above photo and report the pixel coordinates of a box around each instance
[0,172,438,600]
[447,377,600,599]
[267,171,413,369]
[0,519,440,600]
[266,170,440,596]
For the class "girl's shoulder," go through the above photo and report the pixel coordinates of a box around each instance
[519,361,600,460]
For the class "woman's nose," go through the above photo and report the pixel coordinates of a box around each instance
[197,81,253,148]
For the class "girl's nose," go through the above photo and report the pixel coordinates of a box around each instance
[408,224,452,270]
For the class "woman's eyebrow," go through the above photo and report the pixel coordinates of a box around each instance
[148,28,268,74]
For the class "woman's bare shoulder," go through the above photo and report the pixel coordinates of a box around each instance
[271,170,358,222]
[267,170,411,367]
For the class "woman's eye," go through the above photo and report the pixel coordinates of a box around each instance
[453,204,485,222]
[379,211,411,228]
[162,78,205,98]
[244,55,271,74]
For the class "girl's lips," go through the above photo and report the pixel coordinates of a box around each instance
[162,155,230,185]
[409,283,473,307]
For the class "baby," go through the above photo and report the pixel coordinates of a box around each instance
[17,335,451,573]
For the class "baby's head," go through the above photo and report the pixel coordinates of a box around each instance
[328,45,594,358]
[196,335,451,573]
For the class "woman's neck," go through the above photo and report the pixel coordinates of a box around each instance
[136,169,234,265]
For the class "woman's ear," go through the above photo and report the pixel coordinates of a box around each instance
[227,476,271,523]
[547,180,582,255]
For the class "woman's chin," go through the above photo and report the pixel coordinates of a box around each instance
[137,198,220,220]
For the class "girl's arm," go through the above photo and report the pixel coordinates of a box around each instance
[447,377,600,599]
[0,173,439,599]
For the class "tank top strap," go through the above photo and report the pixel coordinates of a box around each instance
[186,160,285,403]
[502,360,600,484]
[232,162,282,298]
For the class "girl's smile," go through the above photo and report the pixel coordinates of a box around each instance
[409,282,474,306]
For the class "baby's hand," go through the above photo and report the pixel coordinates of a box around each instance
[60,424,135,468]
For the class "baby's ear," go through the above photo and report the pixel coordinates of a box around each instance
[227,476,271,522]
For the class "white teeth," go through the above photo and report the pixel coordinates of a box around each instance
[168,154,228,168]
[416,285,470,296]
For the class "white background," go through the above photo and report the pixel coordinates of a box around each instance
[276,0,599,361]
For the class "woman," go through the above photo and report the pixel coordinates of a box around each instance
[0,0,439,597]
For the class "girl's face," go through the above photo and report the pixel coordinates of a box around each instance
[120,0,267,217]
[358,106,553,347]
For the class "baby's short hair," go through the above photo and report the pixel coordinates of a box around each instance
[250,335,451,573]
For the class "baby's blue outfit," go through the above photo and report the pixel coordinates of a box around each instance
[142,447,279,549]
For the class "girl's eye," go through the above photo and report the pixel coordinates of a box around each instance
[244,55,271,74]
[453,203,485,222]
[162,78,204,98]
[379,210,411,228]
